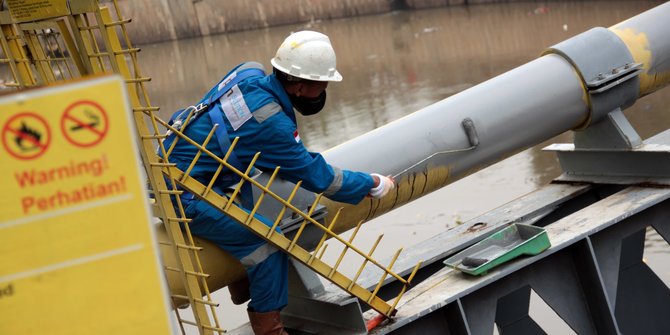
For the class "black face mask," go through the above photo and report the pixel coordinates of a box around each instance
[290,91,327,116]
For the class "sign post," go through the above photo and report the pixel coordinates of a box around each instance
[0,76,175,334]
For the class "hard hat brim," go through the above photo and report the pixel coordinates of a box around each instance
[271,58,343,82]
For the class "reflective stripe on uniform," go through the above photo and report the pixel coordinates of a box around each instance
[323,166,343,196]
[240,243,279,267]
[253,102,282,123]
[237,61,265,72]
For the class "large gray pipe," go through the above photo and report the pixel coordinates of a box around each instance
[162,2,670,298]
[317,1,670,232]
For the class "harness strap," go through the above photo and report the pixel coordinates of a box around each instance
[208,106,254,209]
[205,68,266,108]
[163,66,265,208]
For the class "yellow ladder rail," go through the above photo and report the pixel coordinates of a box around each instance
[156,115,419,284]
[96,4,224,333]
[162,163,416,317]
[156,115,423,317]
[0,24,37,87]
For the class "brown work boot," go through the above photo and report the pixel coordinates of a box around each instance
[247,310,289,335]
[228,276,250,305]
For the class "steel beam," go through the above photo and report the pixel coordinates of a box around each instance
[364,186,670,334]
[545,114,670,185]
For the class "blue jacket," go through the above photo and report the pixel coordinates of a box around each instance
[169,63,374,205]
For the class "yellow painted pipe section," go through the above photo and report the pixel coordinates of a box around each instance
[321,166,452,235]
[609,2,670,97]
[609,27,663,97]
[155,225,246,307]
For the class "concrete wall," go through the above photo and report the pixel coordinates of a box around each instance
[106,0,577,45]
[110,0,393,45]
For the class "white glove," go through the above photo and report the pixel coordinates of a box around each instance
[369,173,395,199]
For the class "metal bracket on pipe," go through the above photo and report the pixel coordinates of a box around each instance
[546,27,640,127]
[586,63,643,94]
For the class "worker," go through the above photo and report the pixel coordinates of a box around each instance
[165,30,395,335]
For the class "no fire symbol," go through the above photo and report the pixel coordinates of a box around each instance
[61,100,109,147]
[2,112,52,160]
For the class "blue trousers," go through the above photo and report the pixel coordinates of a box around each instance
[183,199,288,312]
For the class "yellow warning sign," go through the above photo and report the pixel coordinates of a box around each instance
[0,76,174,335]
[6,0,70,22]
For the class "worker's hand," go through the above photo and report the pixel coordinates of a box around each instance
[369,173,395,199]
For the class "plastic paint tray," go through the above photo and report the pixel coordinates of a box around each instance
[443,223,551,276]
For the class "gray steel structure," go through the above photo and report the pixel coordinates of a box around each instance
[228,3,670,334]
[361,179,670,335]
[254,2,670,240]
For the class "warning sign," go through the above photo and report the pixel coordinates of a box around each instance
[0,76,174,335]
[6,0,70,22]
[2,112,51,160]
[61,100,109,147]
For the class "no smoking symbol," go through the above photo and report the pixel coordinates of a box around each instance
[2,112,52,160]
[61,100,109,147]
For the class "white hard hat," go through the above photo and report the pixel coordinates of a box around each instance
[271,30,342,82]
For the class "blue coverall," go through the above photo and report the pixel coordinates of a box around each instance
[168,62,375,312]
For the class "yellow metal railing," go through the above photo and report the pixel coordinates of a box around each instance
[0,2,221,334]
[0,0,422,333]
